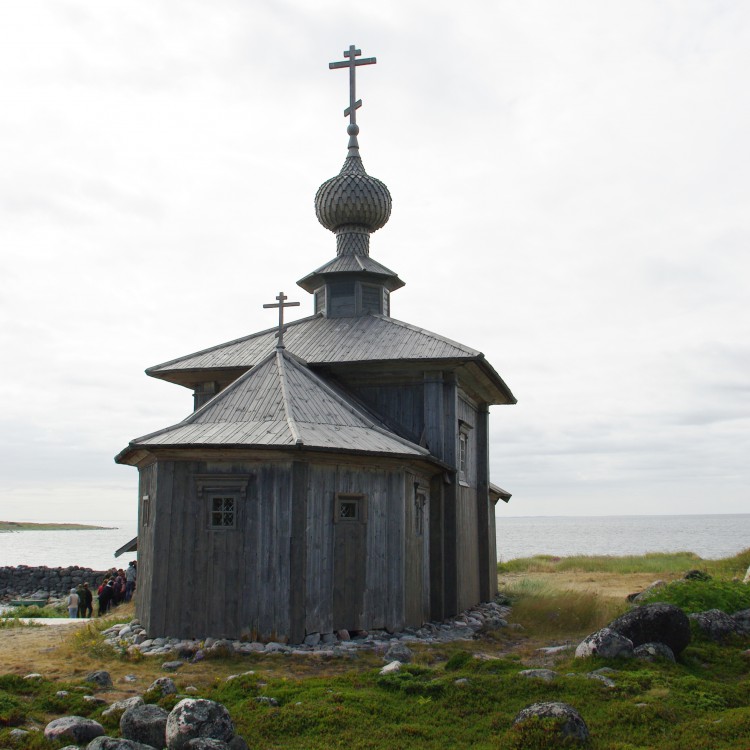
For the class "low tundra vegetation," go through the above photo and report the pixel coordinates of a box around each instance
[0,552,748,749]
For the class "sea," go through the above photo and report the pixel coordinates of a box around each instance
[0,515,748,570]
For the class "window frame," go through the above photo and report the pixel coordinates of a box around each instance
[333,492,368,524]
[196,474,252,532]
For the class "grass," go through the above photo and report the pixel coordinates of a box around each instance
[2,604,68,619]
[0,554,749,748]
[0,521,113,531]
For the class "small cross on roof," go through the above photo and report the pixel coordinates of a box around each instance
[263,292,300,349]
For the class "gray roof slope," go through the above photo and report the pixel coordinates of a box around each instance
[297,254,404,292]
[117,348,430,462]
[150,313,485,372]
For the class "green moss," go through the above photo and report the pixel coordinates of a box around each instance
[637,579,750,614]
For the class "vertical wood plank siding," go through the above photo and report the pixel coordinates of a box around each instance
[354,383,424,444]
[136,463,157,633]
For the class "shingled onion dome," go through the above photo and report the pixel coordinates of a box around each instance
[315,123,392,257]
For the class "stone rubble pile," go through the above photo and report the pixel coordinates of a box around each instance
[0,565,107,600]
[102,600,511,658]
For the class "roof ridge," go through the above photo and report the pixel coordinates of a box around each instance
[146,314,318,374]
[279,349,430,456]
[276,350,303,445]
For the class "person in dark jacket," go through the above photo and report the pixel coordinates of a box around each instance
[98,579,113,616]
[80,582,93,617]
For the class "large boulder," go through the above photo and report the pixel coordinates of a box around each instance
[575,628,634,659]
[120,704,169,749]
[689,609,739,642]
[166,699,235,750]
[512,702,589,745]
[44,716,105,744]
[608,603,691,655]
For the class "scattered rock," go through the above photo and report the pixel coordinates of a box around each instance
[184,740,230,750]
[518,669,557,682]
[83,695,108,705]
[379,660,402,675]
[512,702,589,745]
[165,699,235,750]
[733,609,750,636]
[102,696,145,721]
[608,603,691,655]
[254,696,279,707]
[85,670,113,690]
[120,703,169,749]
[575,628,634,659]
[147,676,178,697]
[384,642,413,663]
[586,672,616,687]
[88,737,158,750]
[44,716,105,744]
[23,673,43,681]
[689,609,739,642]
[634,642,676,663]
[684,569,711,581]
[163,661,185,672]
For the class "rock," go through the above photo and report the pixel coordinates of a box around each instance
[454,678,470,686]
[337,629,351,641]
[608,603,691,655]
[147,676,178,697]
[689,609,739,642]
[102,696,145,721]
[120,703,169,749]
[379,660,402,675]
[384,642,413,663]
[575,628,634,659]
[733,608,750,635]
[634,642,676,663]
[254,696,279,707]
[24,673,43,680]
[9,728,29,739]
[85,670,113,690]
[165,699,234,750]
[227,736,250,750]
[163,661,185,672]
[184,740,230,750]
[684,569,711,581]
[303,632,321,647]
[629,580,666,602]
[87,737,158,750]
[518,669,558,682]
[44,716,105,744]
[512,702,589,744]
[586,672,616,687]
[83,695,108,705]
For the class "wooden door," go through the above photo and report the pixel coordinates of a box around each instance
[333,494,367,631]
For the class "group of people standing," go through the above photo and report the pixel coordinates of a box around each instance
[65,560,137,618]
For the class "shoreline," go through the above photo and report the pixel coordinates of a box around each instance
[0,521,116,531]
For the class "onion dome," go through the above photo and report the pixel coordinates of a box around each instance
[314,123,392,256]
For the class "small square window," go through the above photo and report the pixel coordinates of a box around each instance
[210,496,236,529]
[334,493,367,523]
[339,501,358,520]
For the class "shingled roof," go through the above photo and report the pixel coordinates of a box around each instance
[146,313,516,404]
[117,347,431,465]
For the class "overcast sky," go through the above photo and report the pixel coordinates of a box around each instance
[1,1,748,523]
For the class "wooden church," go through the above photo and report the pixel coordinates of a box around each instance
[116,46,516,643]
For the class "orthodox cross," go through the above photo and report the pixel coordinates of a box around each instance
[263,292,300,349]
[329,45,376,126]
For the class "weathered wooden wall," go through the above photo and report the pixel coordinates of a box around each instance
[137,455,434,640]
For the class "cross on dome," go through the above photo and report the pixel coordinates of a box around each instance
[329,45,376,149]
[263,292,300,349]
